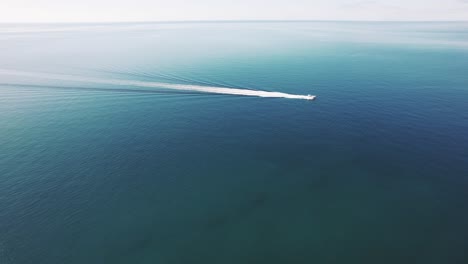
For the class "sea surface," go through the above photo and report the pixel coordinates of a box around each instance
[1,21,468,264]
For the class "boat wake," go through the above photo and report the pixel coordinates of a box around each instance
[0,69,316,100]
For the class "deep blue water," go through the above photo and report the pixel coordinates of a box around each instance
[1,22,468,263]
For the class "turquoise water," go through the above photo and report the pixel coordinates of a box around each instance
[1,22,468,263]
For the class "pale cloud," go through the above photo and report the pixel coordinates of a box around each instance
[0,0,467,23]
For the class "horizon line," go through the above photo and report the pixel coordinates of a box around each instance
[1,19,468,25]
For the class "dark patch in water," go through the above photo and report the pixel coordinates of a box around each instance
[130,236,153,252]
[239,192,268,216]
[204,192,269,231]
[113,234,155,261]
[205,215,230,230]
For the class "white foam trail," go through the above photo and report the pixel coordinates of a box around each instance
[0,69,316,100]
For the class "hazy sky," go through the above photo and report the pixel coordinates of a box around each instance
[1,0,467,23]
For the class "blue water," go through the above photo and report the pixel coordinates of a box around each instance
[1,22,468,263]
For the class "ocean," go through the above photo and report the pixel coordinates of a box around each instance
[1,21,468,263]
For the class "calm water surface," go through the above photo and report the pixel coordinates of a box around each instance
[1,22,468,263]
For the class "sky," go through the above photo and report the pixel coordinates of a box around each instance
[0,0,467,23]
